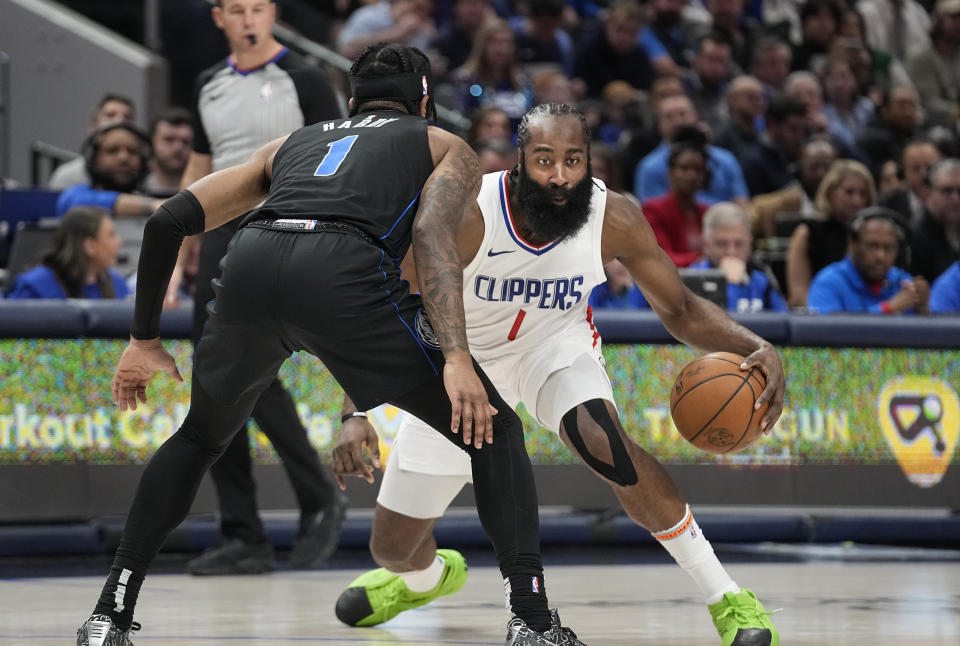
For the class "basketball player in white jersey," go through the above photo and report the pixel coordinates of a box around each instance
[332,104,785,646]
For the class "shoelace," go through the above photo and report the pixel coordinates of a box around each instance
[714,602,779,625]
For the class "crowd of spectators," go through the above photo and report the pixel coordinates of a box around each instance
[2,0,960,316]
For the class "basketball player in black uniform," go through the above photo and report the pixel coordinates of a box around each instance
[175,0,346,575]
[76,44,587,646]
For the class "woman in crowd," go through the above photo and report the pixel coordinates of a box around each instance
[468,104,513,145]
[641,126,711,268]
[820,55,874,155]
[6,206,129,299]
[451,19,533,124]
[786,160,876,307]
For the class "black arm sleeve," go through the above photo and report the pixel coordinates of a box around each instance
[131,190,207,340]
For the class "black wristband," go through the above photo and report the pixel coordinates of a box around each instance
[341,411,368,424]
[131,190,206,340]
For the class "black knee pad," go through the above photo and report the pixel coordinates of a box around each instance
[562,399,638,486]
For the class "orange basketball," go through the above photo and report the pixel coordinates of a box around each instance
[669,352,768,454]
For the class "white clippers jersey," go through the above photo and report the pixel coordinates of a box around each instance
[462,171,608,362]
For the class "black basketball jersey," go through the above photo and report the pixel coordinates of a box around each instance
[251,112,435,261]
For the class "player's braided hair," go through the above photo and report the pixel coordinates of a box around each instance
[516,103,590,151]
[349,42,435,121]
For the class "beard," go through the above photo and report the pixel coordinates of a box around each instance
[90,166,141,193]
[515,163,594,243]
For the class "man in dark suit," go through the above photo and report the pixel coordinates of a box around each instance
[880,139,941,225]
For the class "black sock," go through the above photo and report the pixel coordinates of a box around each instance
[90,379,256,630]
[93,564,144,631]
[502,554,550,632]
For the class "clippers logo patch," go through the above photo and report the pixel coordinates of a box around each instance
[878,376,960,488]
[415,309,441,349]
[531,576,540,593]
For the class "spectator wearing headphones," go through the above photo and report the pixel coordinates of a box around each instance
[47,93,136,190]
[807,207,928,314]
[5,207,129,300]
[55,122,163,219]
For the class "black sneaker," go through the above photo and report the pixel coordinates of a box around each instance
[506,609,587,646]
[186,537,275,575]
[289,490,348,569]
[76,614,139,646]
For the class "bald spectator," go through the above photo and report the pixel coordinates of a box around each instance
[741,94,808,196]
[689,202,789,312]
[336,0,436,60]
[906,0,960,128]
[857,85,922,176]
[911,159,960,283]
[633,94,749,205]
[929,260,960,312]
[856,0,932,62]
[880,139,942,224]
[784,71,830,135]
[685,32,734,131]
[574,0,654,98]
[714,75,765,158]
[750,37,792,97]
[808,207,928,314]
[48,94,136,190]
[143,108,194,199]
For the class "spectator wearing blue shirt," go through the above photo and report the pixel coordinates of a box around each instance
[638,0,698,77]
[6,206,129,300]
[807,208,929,314]
[690,202,789,312]
[588,259,649,309]
[930,261,960,313]
[55,122,163,219]
[634,94,749,205]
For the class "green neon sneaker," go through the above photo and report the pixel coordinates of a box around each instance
[334,549,468,627]
[708,589,779,646]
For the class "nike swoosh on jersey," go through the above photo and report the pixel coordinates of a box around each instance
[487,249,516,257]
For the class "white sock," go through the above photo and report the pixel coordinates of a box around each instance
[398,554,445,593]
[652,505,740,605]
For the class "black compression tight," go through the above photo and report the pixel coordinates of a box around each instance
[389,370,550,631]
[94,376,260,630]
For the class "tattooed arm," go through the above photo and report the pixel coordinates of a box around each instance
[412,126,494,447]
